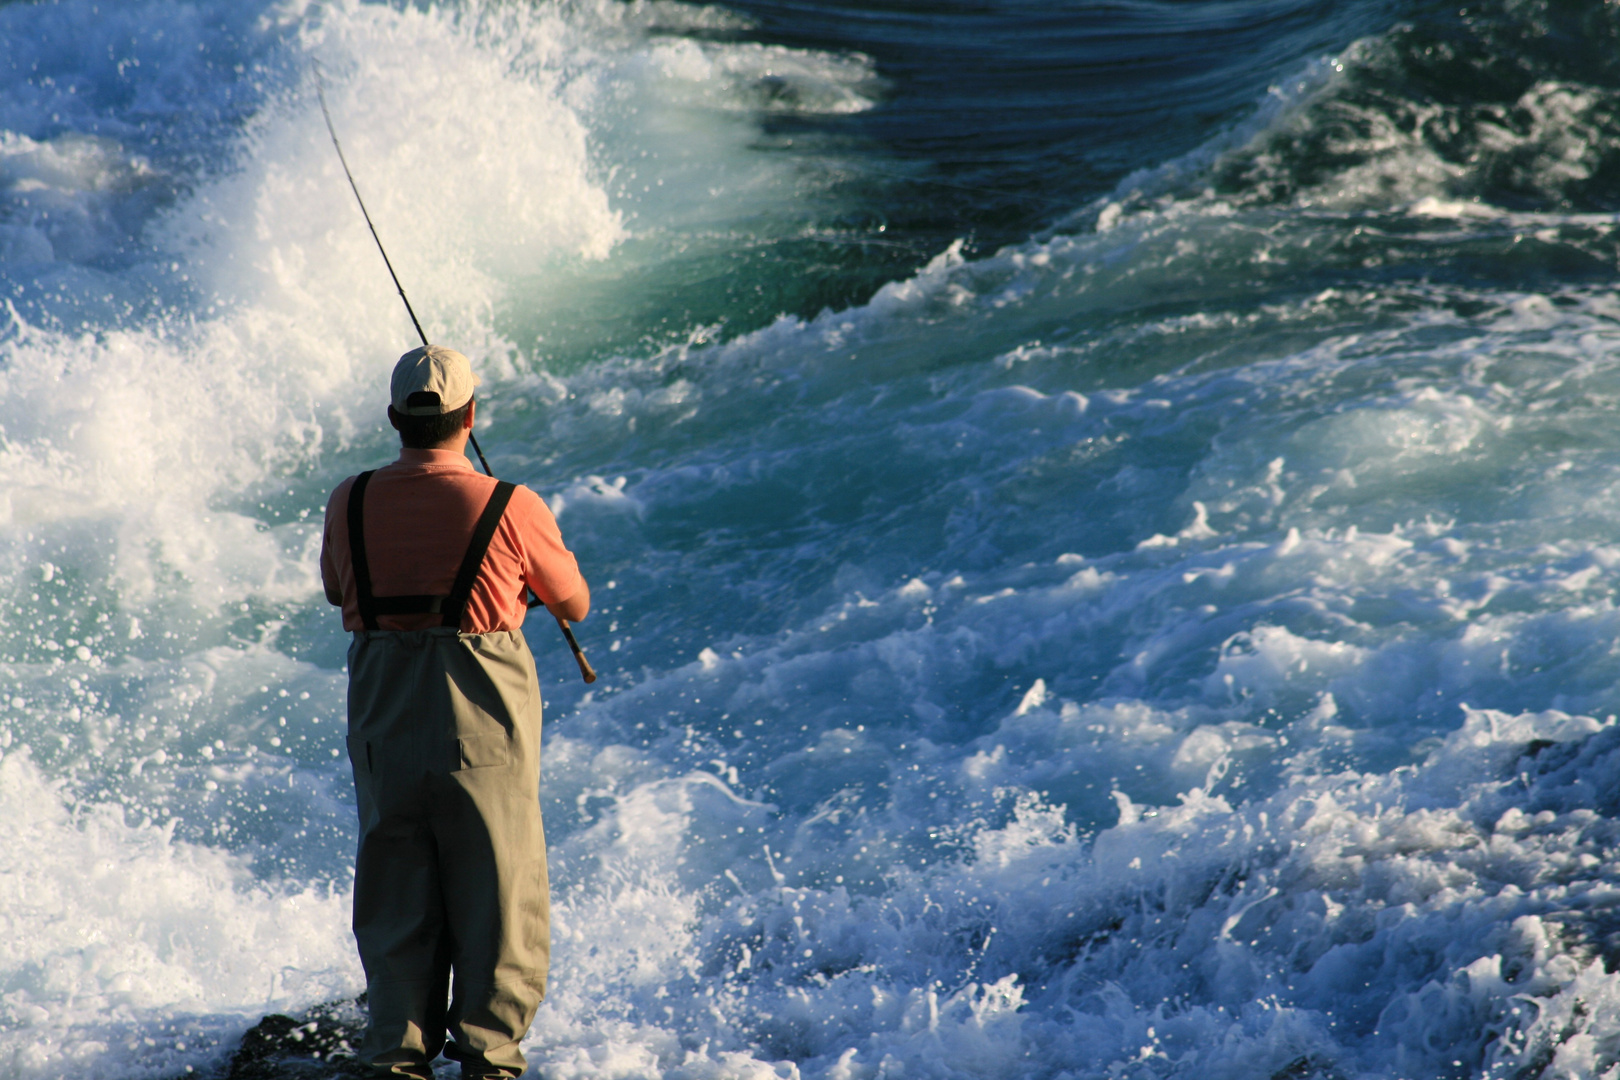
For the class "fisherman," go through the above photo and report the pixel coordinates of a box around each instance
[321,344,589,1079]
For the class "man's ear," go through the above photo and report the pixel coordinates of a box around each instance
[387,405,404,431]
[463,398,477,430]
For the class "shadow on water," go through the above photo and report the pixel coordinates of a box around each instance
[717,0,1410,243]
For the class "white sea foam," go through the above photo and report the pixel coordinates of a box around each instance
[0,749,354,1079]
[501,163,1620,1072]
[465,9,1620,1072]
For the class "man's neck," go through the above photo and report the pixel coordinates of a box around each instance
[398,444,471,462]
[414,433,470,455]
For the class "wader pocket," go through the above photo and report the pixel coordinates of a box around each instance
[346,735,371,774]
[457,733,512,770]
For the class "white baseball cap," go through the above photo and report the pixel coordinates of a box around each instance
[390,345,481,415]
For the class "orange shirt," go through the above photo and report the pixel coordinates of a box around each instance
[321,449,583,633]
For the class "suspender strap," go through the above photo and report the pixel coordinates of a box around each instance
[441,480,516,628]
[347,470,380,631]
[347,473,516,631]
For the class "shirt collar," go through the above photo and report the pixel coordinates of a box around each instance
[395,447,476,472]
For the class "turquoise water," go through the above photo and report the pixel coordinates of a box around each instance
[5,0,1620,1076]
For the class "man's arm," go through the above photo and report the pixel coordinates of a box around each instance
[515,485,590,623]
[320,485,345,607]
[544,580,590,623]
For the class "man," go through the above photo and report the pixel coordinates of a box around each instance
[321,344,589,1079]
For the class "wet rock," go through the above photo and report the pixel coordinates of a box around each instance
[224,996,369,1079]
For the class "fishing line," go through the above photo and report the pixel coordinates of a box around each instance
[312,61,596,683]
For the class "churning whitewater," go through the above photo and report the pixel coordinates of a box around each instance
[6,0,1620,1076]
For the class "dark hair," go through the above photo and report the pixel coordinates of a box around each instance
[394,398,472,448]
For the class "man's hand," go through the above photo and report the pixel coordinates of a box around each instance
[544,581,590,624]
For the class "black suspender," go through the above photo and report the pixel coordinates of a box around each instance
[443,481,516,627]
[347,470,517,631]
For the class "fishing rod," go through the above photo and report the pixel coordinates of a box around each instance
[313,63,597,684]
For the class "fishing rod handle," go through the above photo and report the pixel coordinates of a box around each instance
[524,590,596,682]
[556,616,598,684]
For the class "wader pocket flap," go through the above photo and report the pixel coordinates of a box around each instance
[457,733,512,770]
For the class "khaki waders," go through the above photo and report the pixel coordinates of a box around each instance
[344,472,550,1079]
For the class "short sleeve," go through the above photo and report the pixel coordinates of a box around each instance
[320,477,354,608]
[511,486,583,607]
